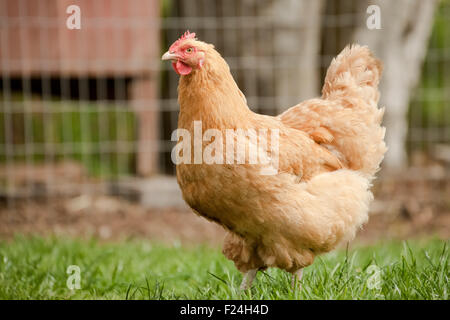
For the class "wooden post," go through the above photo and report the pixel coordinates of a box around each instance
[131,77,159,177]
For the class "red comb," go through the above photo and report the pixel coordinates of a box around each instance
[169,30,197,51]
[179,30,196,41]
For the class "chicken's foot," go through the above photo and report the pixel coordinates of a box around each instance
[291,268,303,289]
[240,269,257,290]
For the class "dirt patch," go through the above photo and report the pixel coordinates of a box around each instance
[0,196,226,244]
[0,168,449,244]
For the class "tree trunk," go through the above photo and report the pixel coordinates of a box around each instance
[262,0,324,112]
[352,0,438,168]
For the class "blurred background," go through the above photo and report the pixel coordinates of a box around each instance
[0,0,449,243]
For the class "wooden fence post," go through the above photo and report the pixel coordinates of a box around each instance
[131,77,159,177]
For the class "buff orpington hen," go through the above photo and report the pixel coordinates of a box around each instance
[162,31,386,290]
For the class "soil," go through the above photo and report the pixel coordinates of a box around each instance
[0,165,449,245]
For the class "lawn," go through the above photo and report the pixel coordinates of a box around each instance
[0,236,448,300]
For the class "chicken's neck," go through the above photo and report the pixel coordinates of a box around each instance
[177,54,252,130]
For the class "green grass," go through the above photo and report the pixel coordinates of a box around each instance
[0,236,448,300]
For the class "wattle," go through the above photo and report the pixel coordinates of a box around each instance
[172,60,192,75]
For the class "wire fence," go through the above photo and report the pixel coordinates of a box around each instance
[0,0,449,208]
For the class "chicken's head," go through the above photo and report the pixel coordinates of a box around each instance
[161,31,206,75]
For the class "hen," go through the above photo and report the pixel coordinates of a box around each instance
[162,31,386,289]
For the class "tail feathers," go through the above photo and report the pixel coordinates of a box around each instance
[321,44,386,177]
[322,44,383,105]
[278,44,386,178]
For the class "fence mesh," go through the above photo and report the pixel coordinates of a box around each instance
[0,0,449,211]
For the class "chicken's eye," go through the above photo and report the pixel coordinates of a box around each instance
[186,47,194,53]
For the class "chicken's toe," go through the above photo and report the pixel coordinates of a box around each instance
[240,269,257,290]
[291,268,303,289]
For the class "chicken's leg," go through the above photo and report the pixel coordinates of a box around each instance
[291,268,303,288]
[240,269,257,290]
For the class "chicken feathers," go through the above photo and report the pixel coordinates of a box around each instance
[163,35,386,279]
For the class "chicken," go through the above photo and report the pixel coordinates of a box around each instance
[162,31,386,289]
